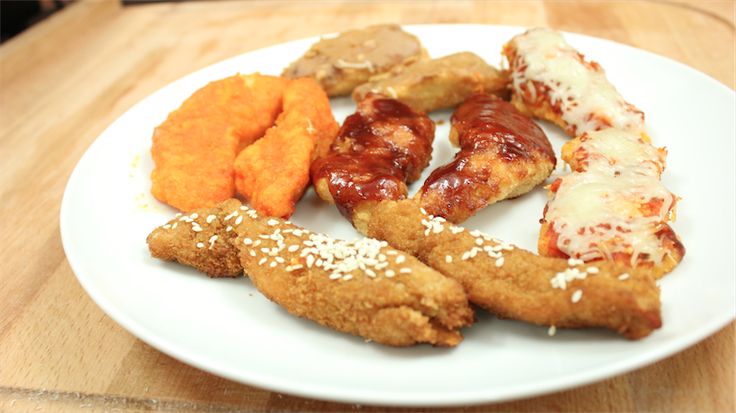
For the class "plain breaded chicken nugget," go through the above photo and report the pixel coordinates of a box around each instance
[151,74,287,211]
[234,78,339,218]
[361,199,662,340]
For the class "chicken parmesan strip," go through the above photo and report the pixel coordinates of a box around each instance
[151,74,287,211]
[362,200,662,339]
[418,94,555,223]
[539,129,685,278]
[147,199,474,346]
[310,94,435,226]
[503,28,645,138]
[353,52,509,113]
[234,78,339,218]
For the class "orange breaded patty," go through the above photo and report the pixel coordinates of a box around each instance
[151,74,287,211]
[234,77,339,218]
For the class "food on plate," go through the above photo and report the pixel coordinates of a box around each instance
[147,199,244,277]
[353,52,509,113]
[417,94,556,223]
[147,199,474,346]
[539,129,684,278]
[310,93,435,225]
[283,24,426,96]
[150,74,287,211]
[234,78,339,218]
[503,28,645,138]
[362,200,662,339]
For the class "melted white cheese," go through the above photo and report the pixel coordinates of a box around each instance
[577,129,666,177]
[509,28,645,136]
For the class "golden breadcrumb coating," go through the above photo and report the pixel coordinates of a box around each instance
[361,199,662,340]
[146,199,244,277]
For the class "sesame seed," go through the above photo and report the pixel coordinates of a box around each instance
[269,261,277,268]
[175,213,182,218]
[288,245,299,252]
[258,258,267,266]
[568,258,585,266]
[342,274,353,281]
[445,255,453,263]
[450,226,464,234]
[305,255,315,268]
[253,240,262,246]
[163,224,171,229]
[226,226,233,232]
[385,270,395,278]
[571,289,583,303]
[618,273,630,280]
[191,226,203,232]
[495,257,505,267]
[206,215,216,224]
[399,268,411,274]
[396,255,405,264]
[249,250,256,257]
[190,213,199,219]
[267,219,279,226]
[208,235,218,248]
[329,273,341,280]
[586,266,599,274]
[475,238,484,246]
[386,250,398,256]
[275,257,285,264]
[243,238,253,245]
[240,206,249,210]
[419,207,427,215]
[196,242,204,249]
[365,269,376,277]
[461,251,471,261]
[234,216,243,225]
[548,325,557,336]
[224,211,238,221]
[171,222,178,229]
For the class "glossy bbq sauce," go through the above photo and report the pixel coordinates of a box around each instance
[310,95,434,219]
[421,94,555,219]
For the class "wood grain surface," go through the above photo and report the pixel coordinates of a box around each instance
[1,0,734,411]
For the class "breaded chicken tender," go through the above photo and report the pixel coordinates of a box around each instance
[151,74,287,211]
[361,200,662,339]
[234,78,339,218]
[418,94,555,223]
[352,52,509,113]
[146,199,244,277]
[283,24,426,96]
[147,199,474,346]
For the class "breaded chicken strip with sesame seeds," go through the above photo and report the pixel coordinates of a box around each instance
[233,210,474,347]
[147,199,474,346]
[146,199,244,277]
[360,199,662,339]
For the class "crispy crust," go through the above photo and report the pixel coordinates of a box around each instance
[362,200,662,339]
[146,199,244,277]
[147,199,474,346]
[150,74,287,211]
[234,78,339,218]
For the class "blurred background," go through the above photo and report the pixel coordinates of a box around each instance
[1,0,72,42]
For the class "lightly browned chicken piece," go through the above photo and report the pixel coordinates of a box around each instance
[150,74,287,211]
[352,52,509,113]
[417,94,556,223]
[310,94,435,226]
[361,200,662,339]
[283,24,426,96]
[147,199,474,347]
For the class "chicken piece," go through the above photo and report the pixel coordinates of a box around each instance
[502,28,645,138]
[417,94,556,223]
[310,94,435,226]
[151,74,287,211]
[352,52,509,113]
[283,24,426,96]
[146,199,244,277]
[361,199,662,340]
[147,199,474,347]
[539,130,684,278]
[234,78,339,218]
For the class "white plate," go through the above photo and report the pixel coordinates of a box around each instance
[60,25,735,406]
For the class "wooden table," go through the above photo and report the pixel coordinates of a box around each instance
[1,0,733,411]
